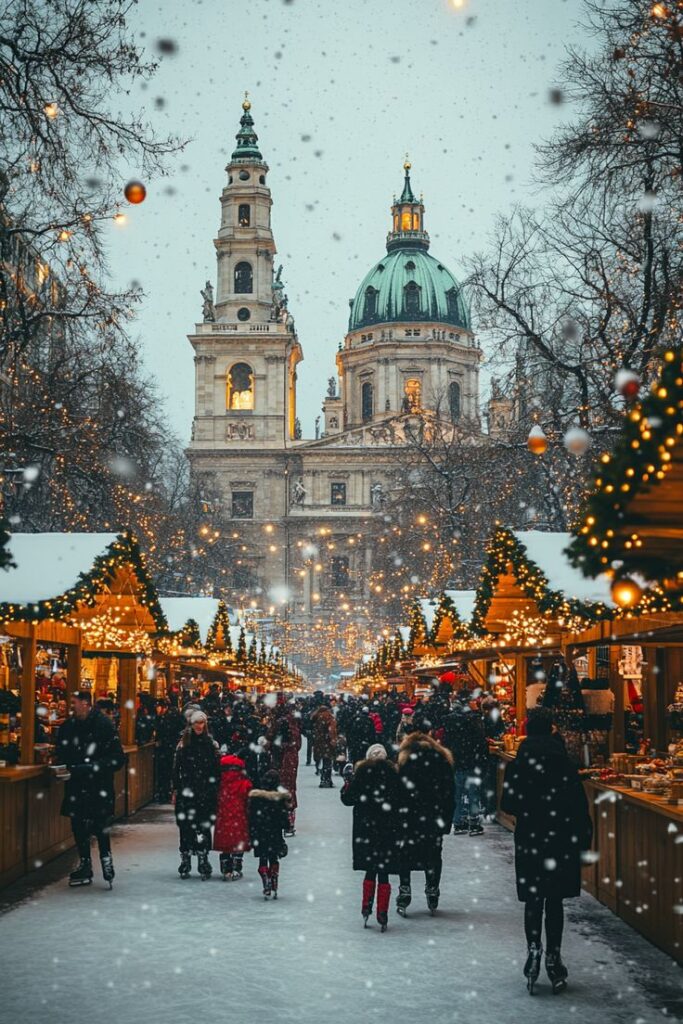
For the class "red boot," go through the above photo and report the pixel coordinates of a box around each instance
[270,862,280,900]
[362,879,376,926]
[377,882,391,932]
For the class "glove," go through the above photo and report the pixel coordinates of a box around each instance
[342,762,354,780]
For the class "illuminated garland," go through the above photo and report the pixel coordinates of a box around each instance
[471,527,612,637]
[0,530,168,629]
[77,608,153,655]
[429,592,474,647]
[567,346,683,601]
[205,600,234,654]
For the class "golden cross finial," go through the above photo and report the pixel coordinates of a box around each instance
[404,151,411,171]
[243,90,251,111]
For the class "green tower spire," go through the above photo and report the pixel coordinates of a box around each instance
[231,92,263,161]
[399,155,417,203]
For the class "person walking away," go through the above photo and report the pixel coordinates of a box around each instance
[55,690,125,888]
[311,698,338,788]
[154,698,184,802]
[267,699,301,832]
[248,769,291,899]
[443,692,489,836]
[213,754,252,879]
[340,744,403,932]
[501,708,593,995]
[481,696,505,818]
[347,705,376,765]
[172,710,220,879]
[396,724,454,916]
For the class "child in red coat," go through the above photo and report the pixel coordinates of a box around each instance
[213,754,253,879]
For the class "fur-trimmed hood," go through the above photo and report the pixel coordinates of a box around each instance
[397,731,453,768]
[248,787,291,802]
[353,756,398,774]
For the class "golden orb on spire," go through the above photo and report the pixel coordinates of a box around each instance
[242,90,251,111]
[404,152,411,172]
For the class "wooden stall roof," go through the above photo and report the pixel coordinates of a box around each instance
[470,528,614,644]
[0,532,167,648]
[567,346,683,602]
[564,610,683,648]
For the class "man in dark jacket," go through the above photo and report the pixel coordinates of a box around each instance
[154,698,184,801]
[55,690,125,888]
[396,727,455,915]
[443,695,489,836]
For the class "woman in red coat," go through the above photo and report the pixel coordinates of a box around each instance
[268,701,301,836]
[213,754,253,879]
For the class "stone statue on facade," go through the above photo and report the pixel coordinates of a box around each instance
[370,483,384,511]
[315,415,321,440]
[201,280,215,322]
[327,377,337,398]
[291,477,306,506]
[294,417,302,440]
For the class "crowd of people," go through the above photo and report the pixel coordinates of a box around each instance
[53,680,592,996]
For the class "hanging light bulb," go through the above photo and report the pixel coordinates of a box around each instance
[611,576,643,609]
[527,424,548,456]
[124,180,147,204]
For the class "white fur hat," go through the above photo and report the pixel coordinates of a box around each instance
[366,743,387,761]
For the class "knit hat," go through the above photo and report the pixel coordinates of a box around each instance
[365,743,388,761]
[189,710,208,725]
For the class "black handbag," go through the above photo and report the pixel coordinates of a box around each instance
[278,838,289,859]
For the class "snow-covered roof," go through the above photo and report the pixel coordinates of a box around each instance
[443,589,477,622]
[159,597,222,643]
[0,532,119,605]
[418,598,439,632]
[513,531,614,606]
[398,625,411,646]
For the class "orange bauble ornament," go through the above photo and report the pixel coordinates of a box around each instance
[527,425,548,456]
[611,576,643,609]
[124,180,147,204]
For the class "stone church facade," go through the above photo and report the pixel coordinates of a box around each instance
[187,100,483,618]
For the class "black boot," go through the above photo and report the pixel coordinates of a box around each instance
[259,866,272,899]
[425,884,440,915]
[69,857,93,887]
[197,851,212,880]
[545,952,568,994]
[100,853,115,889]
[178,852,191,878]
[524,944,543,995]
[220,853,231,880]
[468,817,484,836]
[396,883,411,917]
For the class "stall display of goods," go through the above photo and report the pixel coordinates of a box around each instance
[667,682,683,732]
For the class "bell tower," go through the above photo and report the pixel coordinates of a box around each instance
[188,96,303,460]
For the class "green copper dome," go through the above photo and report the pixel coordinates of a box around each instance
[348,248,470,332]
[349,164,470,333]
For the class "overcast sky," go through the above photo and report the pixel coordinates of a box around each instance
[106,0,586,441]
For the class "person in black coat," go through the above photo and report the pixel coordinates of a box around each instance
[55,690,125,888]
[340,743,404,931]
[154,698,184,801]
[501,707,593,993]
[347,707,377,764]
[248,769,292,899]
[172,711,220,879]
[396,728,455,915]
[443,698,489,835]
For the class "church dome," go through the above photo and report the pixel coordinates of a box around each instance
[348,163,470,334]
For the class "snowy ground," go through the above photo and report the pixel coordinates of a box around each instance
[1,761,681,1024]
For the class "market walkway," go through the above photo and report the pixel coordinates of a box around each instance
[1,763,680,1024]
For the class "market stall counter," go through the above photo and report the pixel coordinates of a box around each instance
[494,748,683,964]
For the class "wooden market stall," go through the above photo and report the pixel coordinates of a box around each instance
[558,347,683,962]
[0,532,168,884]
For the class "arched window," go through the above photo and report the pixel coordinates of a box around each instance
[226,362,254,410]
[449,381,461,422]
[401,210,412,231]
[238,204,250,227]
[446,287,460,320]
[361,381,374,423]
[364,286,378,320]
[405,260,415,272]
[234,261,253,294]
[404,378,421,412]
[404,281,420,314]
